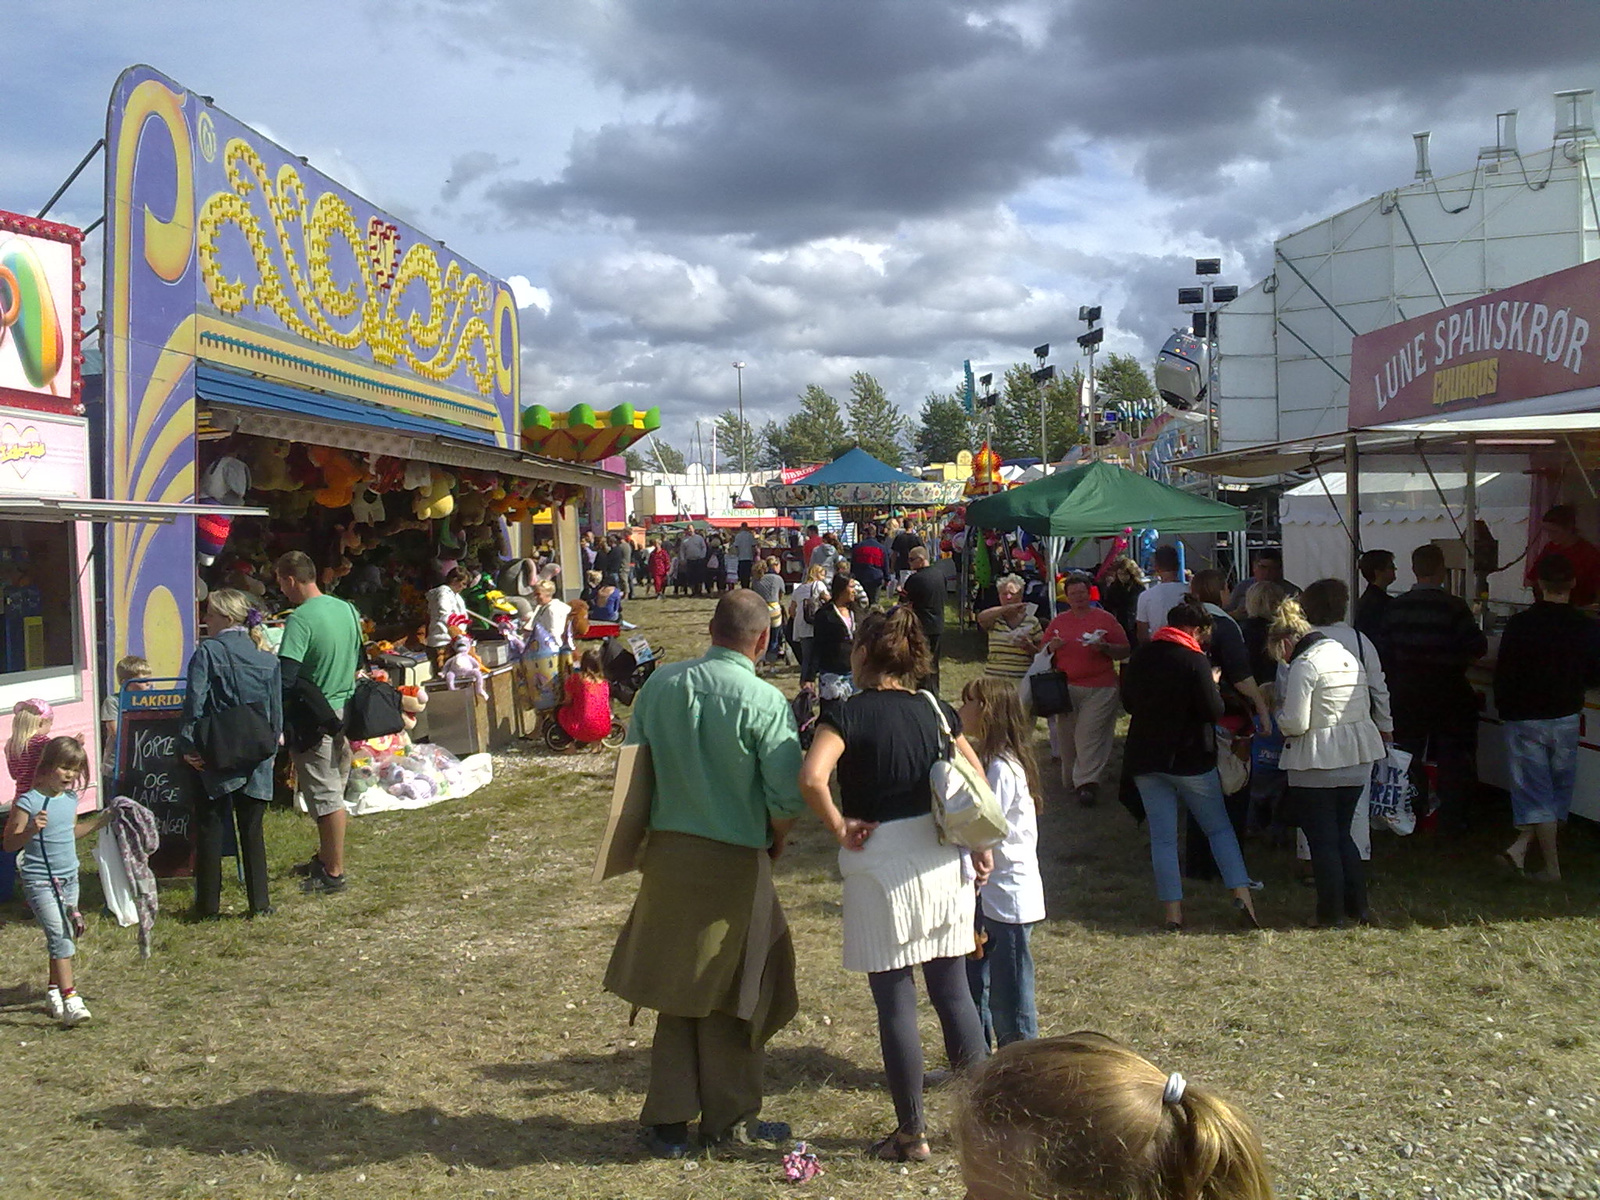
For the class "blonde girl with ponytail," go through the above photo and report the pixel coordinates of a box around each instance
[957,1031,1274,1200]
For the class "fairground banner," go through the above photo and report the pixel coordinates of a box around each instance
[1349,257,1600,429]
[103,64,522,673]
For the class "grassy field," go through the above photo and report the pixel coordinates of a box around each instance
[2,593,1598,1199]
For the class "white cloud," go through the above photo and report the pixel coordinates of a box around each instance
[506,274,552,313]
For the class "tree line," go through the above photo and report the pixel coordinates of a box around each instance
[624,354,1156,474]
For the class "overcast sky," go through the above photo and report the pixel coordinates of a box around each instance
[5,1,1596,461]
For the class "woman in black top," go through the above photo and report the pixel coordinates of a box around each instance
[1098,555,1146,646]
[1120,600,1260,932]
[810,572,858,683]
[799,607,991,1163]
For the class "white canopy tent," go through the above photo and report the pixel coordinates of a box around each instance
[1279,469,1530,602]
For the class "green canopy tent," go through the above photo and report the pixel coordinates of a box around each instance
[964,460,1245,536]
[961,460,1245,625]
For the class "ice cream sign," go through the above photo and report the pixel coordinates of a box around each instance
[0,212,83,408]
[1349,258,1600,428]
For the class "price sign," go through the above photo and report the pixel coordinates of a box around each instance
[113,679,204,877]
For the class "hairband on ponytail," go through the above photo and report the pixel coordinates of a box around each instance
[245,608,264,630]
[1162,1072,1187,1106]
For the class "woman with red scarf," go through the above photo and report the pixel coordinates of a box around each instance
[1119,600,1261,932]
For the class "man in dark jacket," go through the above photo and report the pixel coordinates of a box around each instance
[1492,554,1600,881]
[1381,543,1488,834]
[849,525,887,604]
[1352,548,1396,662]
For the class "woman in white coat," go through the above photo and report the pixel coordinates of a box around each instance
[1270,599,1385,928]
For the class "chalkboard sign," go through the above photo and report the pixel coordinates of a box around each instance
[113,678,205,878]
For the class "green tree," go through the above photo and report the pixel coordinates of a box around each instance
[915,391,974,464]
[769,384,852,467]
[846,371,911,466]
[1093,352,1156,427]
[988,363,1083,461]
[623,437,686,474]
[714,409,757,472]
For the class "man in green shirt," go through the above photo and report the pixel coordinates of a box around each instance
[275,551,362,895]
[604,590,805,1159]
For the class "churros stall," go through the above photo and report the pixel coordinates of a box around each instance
[1184,256,1600,820]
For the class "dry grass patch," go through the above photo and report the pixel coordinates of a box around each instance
[0,596,1595,1198]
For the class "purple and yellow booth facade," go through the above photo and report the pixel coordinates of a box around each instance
[103,66,619,675]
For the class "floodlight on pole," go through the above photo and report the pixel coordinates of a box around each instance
[732,361,747,476]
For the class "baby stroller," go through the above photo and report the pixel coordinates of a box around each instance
[541,636,658,752]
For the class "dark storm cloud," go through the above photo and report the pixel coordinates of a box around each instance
[443,0,1597,247]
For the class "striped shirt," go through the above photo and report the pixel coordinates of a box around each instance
[7,733,49,804]
[986,615,1042,679]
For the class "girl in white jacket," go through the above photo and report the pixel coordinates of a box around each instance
[1270,600,1385,928]
[958,678,1045,1047]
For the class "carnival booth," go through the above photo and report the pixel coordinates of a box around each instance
[100,68,623,790]
[1182,256,1600,821]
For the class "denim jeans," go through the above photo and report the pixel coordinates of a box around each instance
[1136,769,1254,902]
[966,914,1037,1049]
[1505,714,1580,825]
[21,870,79,959]
[1291,784,1368,925]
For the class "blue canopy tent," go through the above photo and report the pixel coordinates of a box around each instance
[752,448,965,510]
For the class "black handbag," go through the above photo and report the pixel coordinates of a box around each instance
[194,703,278,774]
[345,676,405,742]
[1028,670,1074,718]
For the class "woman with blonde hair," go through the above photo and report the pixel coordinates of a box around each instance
[179,587,283,918]
[800,606,992,1162]
[1270,597,1384,928]
[788,563,830,681]
[750,557,787,663]
[956,1032,1274,1200]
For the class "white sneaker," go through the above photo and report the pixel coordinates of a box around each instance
[45,987,64,1021]
[60,994,92,1028]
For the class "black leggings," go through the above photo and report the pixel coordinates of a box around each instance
[868,956,988,1135]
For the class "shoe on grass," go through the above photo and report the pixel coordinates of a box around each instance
[61,993,92,1028]
[704,1118,791,1147]
[301,861,347,894]
[45,986,64,1021]
[643,1123,691,1159]
[290,855,321,877]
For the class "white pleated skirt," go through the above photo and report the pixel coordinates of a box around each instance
[839,813,974,974]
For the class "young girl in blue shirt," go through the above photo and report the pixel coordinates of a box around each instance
[2,737,109,1027]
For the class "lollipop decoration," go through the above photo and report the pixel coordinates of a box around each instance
[0,235,65,392]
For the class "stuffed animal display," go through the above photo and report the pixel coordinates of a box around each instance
[441,633,488,699]
[413,468,456,520]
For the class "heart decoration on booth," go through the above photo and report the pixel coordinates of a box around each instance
[0,422,46,481]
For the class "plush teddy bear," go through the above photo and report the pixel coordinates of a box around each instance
[371,456,408,493]
[403,460,433,491]
[397,684,428,731]
[412,468,456,521]
[309,446,368,509]
[246,440,295,491]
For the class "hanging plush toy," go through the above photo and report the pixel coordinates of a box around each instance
[351,485,386,525]
[196,511,233,566]
[245,441,295,491]
[413,468,456,520]
[309,446,367,508]
[371,456,408,493]
[403,460,433,491]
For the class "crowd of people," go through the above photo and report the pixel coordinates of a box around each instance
[599,515,1590,1190]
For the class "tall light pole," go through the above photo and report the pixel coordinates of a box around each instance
[1030,343,1055,472]
[1077,305,1103,458]
[732,361,747,476]
[1178,262,1236,493]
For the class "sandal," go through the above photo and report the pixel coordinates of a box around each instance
[871,1130,931,1162]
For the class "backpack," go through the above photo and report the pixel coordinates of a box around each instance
[791,683,820,750]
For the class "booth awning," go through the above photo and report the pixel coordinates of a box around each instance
[965,459,1246,536]
[195,365,623,489]
[1183,409,1600,478]
[0,498,270,523]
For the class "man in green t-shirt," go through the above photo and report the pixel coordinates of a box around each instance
[276,551,362,894]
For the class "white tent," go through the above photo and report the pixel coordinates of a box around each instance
[1280,469,1531,602]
